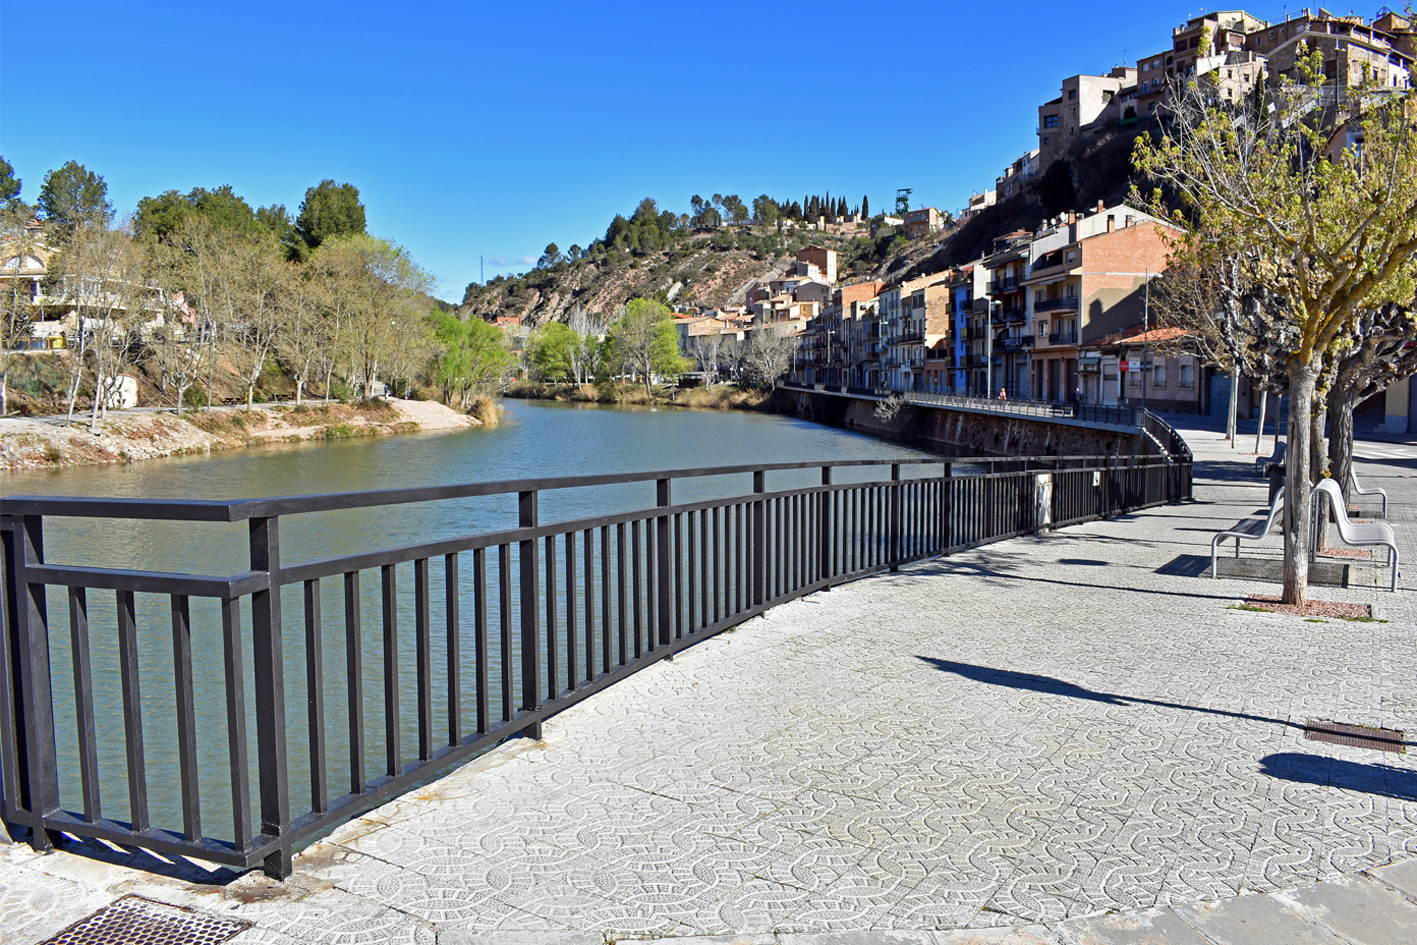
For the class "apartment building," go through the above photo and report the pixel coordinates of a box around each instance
[947,266,988,395]
[1247,10,1413,90]
[902,207,942,239]
[877,276,949,391]
[995,149,1041,202]
[796,245,838,285]
[1037,67,1137,167]
[981,233,1032,398]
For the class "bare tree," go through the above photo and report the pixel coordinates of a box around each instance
[692,330,725,386]
[742,326,798,389]
[47,220,149,430]
[567,307,605,385]
[0,209,41,415]
[277,262,328,405]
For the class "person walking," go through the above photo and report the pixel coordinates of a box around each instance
[998,387,1007,401]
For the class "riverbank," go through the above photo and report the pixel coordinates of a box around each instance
[0,399,482,472]
[504,380,772,411]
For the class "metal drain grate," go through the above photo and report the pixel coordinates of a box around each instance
[1305,719,1407,753]
[39,896,251,945]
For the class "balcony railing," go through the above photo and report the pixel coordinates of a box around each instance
[1035,297,1078,313]
[895,331,925,344]
[1047,332,1080,345]
[988,276,1019,294]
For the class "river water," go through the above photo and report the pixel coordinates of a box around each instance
[7,400,950,852]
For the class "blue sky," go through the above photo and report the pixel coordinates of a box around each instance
[2,1,1288,301]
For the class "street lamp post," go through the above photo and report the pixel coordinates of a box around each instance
[987,301,999,398]
[1142,270,1162,414]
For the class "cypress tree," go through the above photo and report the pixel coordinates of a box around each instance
[861,194,870,218]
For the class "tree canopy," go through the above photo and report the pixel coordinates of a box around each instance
[37,160,113,242]
[0,157,20,210]
[296,179,367,254]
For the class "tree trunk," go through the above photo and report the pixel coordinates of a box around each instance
[1310,405,1327,485]
[1254,392,1267,454]
[1327,385,1355,502]
[296,378,305,407]
[1282,360,1318,606]
[1226,369,1239,444]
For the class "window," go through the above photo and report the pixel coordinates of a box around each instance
[1068,89,1077,99]
[1067,283,1077,298]
[1179,358,1195,389]
[1065,250,1077,265]
[1043,136,1051,145]
[1152,361,1166,386]
[1129,365,1141,386]
[1037,321,1047,337]
[1036,290,1045,302]
[1043,115,1059,128]
[1142,80,1150,93]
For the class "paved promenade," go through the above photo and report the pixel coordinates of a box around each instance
[5,418,1417,943]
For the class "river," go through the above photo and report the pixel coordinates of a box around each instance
[5,400,947,852]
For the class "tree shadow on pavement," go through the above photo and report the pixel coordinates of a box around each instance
[1260,752,1417,802]
[917,657,1302,730]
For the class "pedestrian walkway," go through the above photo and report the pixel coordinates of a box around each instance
[3,418,1417,944]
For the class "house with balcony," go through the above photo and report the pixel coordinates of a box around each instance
[947,266,987,395]
[902,207,942,239]
[1247,10,1412,92]
[1017,203,1176,403]
[1079,325,1207,413]
[995,149,1041,202]
[982,232,1033,398]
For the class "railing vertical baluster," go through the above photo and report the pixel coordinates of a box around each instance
[343,571,365,795]
[248,515,290,879]
[303,580,327,816]
[685,512,695,637]
[819,469,832,587]
[499,544,514,722]
[584,530,595,681]
[381,564,400,776]
[616,524,627,665]
[116,589,147,834]
[67,587,100,823]
[171,594,201,841]
[0,519,22,830]
[544,536,557,699]
[735,502,745,614]
[600,526,612,672]
[446,553,462,746]
[656,480,671,648]
[700,509,710,629]
[414,558,432,763]
[942,464,952,552]
[631,520,643,657]
[566,533,577,691]
[518,491,542,738]
[711,507,721,625]
[473,548,489,735]
[221,598,251,852]
[752,471,766,607]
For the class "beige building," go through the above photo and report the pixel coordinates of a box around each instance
[1037,67,1136,166]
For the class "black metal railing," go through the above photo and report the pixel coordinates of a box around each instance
[0,453,1189,880]
[1035,297,1078,312]
[1047,331,1080,345]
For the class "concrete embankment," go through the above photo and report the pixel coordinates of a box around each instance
[0,399,482,472]
[774,386,1143,455]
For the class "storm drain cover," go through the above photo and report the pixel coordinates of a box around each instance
[1306,718,1407,753]
[39,895,250,945]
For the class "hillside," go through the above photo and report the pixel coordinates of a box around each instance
[457,125,1154,326]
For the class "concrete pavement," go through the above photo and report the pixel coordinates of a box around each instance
[3,417,1417,944]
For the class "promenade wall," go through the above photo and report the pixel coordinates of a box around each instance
[775,387,1143,456]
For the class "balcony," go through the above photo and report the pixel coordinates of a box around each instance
[1035,297,1078,313]
[895,330,925,344]
[1000,336,1034,352]
[988,276,1019,294]
[1047,331,1080,346]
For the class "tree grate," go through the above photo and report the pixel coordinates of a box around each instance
[38,895,251,945]
[1305,719,1407,754]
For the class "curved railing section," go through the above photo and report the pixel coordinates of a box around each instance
[0,452,1191,878]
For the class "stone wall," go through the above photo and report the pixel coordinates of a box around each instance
[773,388,1141,456]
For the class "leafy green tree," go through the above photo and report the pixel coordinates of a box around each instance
[0,157,20,209]
[255,204,305,259]
[135,185,259,243]
[295,179,367,252]
[37,160,113,242]
[723,195,749,226]
[538,242,562,268]
[429,311,514,408]
[753,195,779,227]
[611,297,686,397]
[529,321,575,380]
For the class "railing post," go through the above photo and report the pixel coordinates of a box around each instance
[889,464,902,572]
[518,490,542,740]
[0,518,21,833]
[249,515,291,879]
[819,467,832,587]
[656,479,672,648]
[6,515,59,850]
[752,471,766,606]
[940,462,953,552]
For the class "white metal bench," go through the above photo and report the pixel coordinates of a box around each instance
[1212,487,1286,578]
[1312,478,1399,591]
[1256,440,1285,476]
[1350,467,1388,517]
